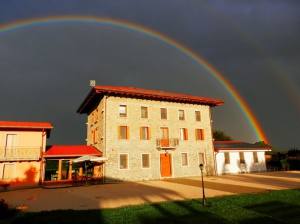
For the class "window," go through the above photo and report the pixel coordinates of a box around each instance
[119,105,127,117]
[224,152,230,164]
[181,153,188,166]
[140,126,150,140]
[195,129,204,140]
[119,154,128,169]
[2,164,14,180]
[160,108,167,119]
[180,128,188,140]
[198,153,205,165]
[118,126,129,139]
[141,106,148,118]
[142,154,150,168]
[90,112,94,124]
[179,110,185,120]
[253,152,258,163]
[5,134,18,157]
[239,152,245,164]
[92,128,99,143]
[195,111,201,121]
[94,109,98,121]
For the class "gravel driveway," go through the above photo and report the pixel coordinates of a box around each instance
[1,171,299,212]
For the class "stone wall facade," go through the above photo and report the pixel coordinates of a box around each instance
[86,95,215,182]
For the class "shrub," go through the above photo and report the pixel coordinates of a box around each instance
[0,199,18,220]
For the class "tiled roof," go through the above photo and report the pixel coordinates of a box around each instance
[44,145,102,157]
[0,121,53,129]
[214,140,271,151]
[77,85,224,114]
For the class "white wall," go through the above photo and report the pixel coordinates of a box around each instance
[215,151,268,175]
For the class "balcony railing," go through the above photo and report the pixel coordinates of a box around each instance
[0,147,41,161]
[156,138,179,150]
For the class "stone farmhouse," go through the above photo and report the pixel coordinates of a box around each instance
[77,86,224,182]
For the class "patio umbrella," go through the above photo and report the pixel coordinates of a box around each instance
[72,155,107,185]
[72,155,107,163]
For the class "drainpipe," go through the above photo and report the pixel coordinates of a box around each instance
[103,95,107,183]
[214,151,219,176]
[39,128,46,185]
[208,106,215,176]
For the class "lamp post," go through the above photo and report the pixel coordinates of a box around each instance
[199,163,206,206]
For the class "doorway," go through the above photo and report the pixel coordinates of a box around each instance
[160,153,172,177]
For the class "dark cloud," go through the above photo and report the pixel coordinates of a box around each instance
[0,0,299,149]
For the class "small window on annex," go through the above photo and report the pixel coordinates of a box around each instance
[179,110,185,121]
[181,153,188,166]
[161,108,167,119]
[195,111,201,121]
[253,152,258,163]
[142,154,150,168]
[141,106,148,118]
[120,154,128,169]
[224,152,230,164]
[239,152,245,164]
[119,105,127,117]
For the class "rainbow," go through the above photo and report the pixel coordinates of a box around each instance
[0,15,268,142]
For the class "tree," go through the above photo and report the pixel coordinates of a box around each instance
[213,130,233,141]
[254,141,277,156]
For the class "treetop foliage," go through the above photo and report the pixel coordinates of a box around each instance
[213,130,233,141]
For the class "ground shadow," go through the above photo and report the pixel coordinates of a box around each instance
[243,201,300,224]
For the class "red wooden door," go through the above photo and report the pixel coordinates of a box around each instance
[160,154,172,177]
[160,127,169,147]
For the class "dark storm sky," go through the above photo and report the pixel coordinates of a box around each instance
[0,0,299,150]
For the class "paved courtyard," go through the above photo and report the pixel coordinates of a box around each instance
[1,171,299,212]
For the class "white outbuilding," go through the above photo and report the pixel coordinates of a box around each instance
[214,141,271,175]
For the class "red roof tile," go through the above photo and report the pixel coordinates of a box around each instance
[44,145,102,157]
[0,121,53,129]
[77,86,224,114]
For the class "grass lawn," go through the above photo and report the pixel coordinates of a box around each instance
[4,189,300,224]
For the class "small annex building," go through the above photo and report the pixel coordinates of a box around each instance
[0,121,53,190]
[77,85,224,182]
[214,140,271,175]
[43,145,104,183]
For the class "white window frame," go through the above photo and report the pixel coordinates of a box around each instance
[140,126,150,140]
[119,105,127,118]
[195,111,201,122]
[119,153,129,170]
[2,163,15,180]
[141,106,148,119]
[118,126,129,140]
[141,153,151,169]
[224,152,231,164]
[160,108,168,120]
[253,152,258,163]
[178,109,185,121]
[181,152,189,167]
[198,152,206,165]
[195,129,204,140]
[4,133,18,157]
